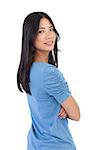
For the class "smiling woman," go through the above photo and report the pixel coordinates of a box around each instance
[33,18,57,63]
[17,11,80,150]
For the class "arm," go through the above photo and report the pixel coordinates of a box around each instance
[61,96,80,121]
[43,66,80,121]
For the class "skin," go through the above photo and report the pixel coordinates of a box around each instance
[34,17,67,119]
[34,17,56,63]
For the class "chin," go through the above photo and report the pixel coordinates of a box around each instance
[45,49,52,52]
[46,47,54,51]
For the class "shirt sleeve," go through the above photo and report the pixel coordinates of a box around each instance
[43,65,71,104]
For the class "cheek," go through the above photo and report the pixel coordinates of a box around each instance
[38,35,45,43]
[34,36,45,49]
[34,36,43,45]
[53,33,57,41]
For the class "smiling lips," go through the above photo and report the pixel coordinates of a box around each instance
[44,41,53,46]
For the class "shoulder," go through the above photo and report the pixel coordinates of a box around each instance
[43,64,71,104]
[43,64,66,86]
[44,64,62,77]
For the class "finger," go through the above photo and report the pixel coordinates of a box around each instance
[59,111,67,117]
[58,111,67,118]
[60,107,64,113]
[62,115,67,118]
[58,107,64,115]
[59,114,67,119]
[59,107,67,114]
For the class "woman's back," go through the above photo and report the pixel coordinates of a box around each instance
[27,62,76,150]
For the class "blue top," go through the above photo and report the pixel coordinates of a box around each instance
[27,62,76,150]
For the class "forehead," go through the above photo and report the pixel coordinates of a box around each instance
[39,17,53,28]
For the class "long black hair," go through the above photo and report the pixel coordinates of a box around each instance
[17,12,60,95]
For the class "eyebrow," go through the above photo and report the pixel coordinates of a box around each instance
[39,26,53,29]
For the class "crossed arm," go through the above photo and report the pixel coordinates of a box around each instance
[58,96,80,121]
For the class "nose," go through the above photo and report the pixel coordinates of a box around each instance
[46,31,53,39]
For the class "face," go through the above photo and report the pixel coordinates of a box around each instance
[34,17,57,52]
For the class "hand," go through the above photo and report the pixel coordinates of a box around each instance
[58,106,68,119]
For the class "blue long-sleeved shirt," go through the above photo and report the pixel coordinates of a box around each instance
[27,62,76,150]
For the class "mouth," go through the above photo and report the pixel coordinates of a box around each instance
[44,41,54,46]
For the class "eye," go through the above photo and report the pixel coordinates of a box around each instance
[50,28,54,31]
[38,30,44,33]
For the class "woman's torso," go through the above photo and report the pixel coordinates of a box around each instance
[27,62,76,150]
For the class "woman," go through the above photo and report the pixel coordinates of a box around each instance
[17,12,80,150]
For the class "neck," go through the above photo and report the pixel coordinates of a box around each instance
[33,51,49,63]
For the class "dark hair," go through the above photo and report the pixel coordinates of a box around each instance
[17,12,60,95]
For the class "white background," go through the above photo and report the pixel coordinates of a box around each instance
[0,0,100,149]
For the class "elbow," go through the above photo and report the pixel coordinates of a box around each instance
[68,112,81,121]
[75,105,81,121]
[75,112,81,121]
